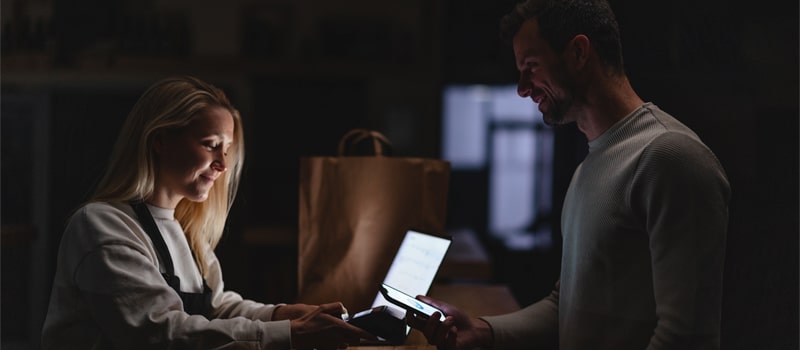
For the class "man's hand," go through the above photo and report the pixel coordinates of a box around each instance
[290,302,376,350]
[407,296,494,350]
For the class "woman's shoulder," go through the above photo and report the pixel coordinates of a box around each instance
[64,201,150,249]
[71,201,136,225]
[77,201,122,212]
[56,201,161,285]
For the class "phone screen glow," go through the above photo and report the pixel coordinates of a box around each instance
[382,284,446,322]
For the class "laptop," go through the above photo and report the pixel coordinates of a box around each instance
[353,229,452,343]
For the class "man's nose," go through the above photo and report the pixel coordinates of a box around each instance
[517,77,532,97]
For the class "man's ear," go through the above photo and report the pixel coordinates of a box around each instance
[567,34,591,69]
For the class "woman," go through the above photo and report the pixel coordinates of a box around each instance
[42,76,373,349]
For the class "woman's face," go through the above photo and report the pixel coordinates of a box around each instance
[152,105,234,208]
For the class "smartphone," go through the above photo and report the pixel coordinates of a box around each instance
[379,283,446,322]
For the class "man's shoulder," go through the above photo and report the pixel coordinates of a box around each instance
[645,129,716,161]
[634,104,716,154]
[638,130,729,187]
[639,103,698,136]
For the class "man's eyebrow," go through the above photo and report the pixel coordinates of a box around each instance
[516,51,536,69]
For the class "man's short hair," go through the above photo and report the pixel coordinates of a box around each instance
[500,0,625,74]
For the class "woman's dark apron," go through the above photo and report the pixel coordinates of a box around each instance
[130,200,212,317]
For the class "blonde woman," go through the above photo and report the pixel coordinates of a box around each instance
[42,76,372,349]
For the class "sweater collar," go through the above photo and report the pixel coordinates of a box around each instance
[587,102,653,153]
[144,203,176,221]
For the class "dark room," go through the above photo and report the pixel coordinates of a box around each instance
[2,0,798,349]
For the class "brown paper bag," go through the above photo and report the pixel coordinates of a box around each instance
[297,129,450,312]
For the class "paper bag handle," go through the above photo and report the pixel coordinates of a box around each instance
[337,129,392,156]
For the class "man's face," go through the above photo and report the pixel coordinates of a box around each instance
[512,18,576,126]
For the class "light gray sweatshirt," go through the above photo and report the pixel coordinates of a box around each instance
[42,202,292,349]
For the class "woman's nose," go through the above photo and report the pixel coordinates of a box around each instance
[211,161,226,172]
[212,151,227,172]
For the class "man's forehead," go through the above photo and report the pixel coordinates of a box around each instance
[512,19,542,61]
[513,18,541,45]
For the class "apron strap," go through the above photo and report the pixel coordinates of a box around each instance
[130,200,176,276]
[129,200,211,317]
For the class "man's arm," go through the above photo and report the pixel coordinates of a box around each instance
[632,133,731,349]
[481,280,560,350]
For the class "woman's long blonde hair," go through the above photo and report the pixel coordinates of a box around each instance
[92,76,244,275]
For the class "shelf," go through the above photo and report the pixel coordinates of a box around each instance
[2,53,439,88]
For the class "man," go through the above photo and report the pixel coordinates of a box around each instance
[410,0,731,349]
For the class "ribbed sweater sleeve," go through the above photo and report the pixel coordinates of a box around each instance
[630,133,730,349]
[481,280,559,350]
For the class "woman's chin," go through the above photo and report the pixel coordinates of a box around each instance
[184,191,210,203]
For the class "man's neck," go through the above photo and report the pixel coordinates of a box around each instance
[575,75,644,141]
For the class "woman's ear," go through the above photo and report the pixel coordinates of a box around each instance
[152,131,165,155]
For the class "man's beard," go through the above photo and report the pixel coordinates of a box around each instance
[539,69,576,127]
[542,110,563,126]
[541,93,574,126]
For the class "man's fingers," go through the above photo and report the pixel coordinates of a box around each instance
[406,311,428,330]
[447,326,458,349]
[422,313,454,346]
[422,314,439,342]
[433,324,456,349]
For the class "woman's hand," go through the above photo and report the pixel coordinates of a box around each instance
[290,302,376,350]
[272,303,317,320]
